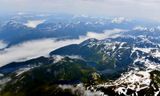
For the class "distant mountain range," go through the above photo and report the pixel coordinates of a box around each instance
[0,13,159,46]
[1,13,160,96]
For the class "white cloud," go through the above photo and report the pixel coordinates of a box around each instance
[0,38,85,67]
[59,84,104,96]
[0,41,7,49]
[111,17,128,24]
[0,29,123,67]
[24,20,45,28]
[86,29,126,40]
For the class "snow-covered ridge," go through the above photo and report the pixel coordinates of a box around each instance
[80,37,160,95]
[133,47,160,58]
[133,26,160,32]
[111,17,130,24]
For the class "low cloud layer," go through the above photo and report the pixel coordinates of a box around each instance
[0,41,7,49]
[24,20,45,28]
[86,29,126,40]
[0,29,124,67]
[0,38,85,67]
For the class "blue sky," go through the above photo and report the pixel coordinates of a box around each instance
[0,0,160,21]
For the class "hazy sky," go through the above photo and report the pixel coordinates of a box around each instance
[0,0,160,20]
